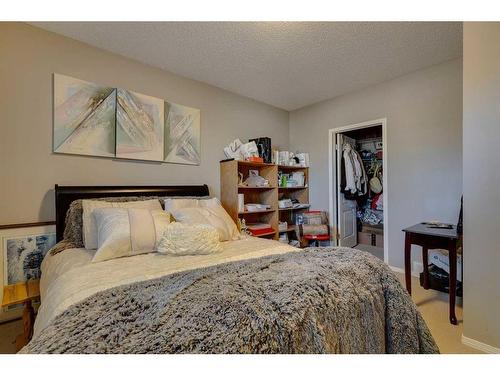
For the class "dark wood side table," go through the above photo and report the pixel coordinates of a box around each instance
[402,224,460,325]
[1,279,40,351]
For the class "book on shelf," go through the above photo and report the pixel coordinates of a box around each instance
[246,223,274,236]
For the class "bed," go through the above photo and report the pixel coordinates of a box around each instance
[21,185,438,354]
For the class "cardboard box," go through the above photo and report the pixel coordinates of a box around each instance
[358,232,372,245]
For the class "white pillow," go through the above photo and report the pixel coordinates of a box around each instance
[82,199,162,250]
[171,206,240,242]
[165,197,240,241]
[163,197,205,211]
[171,207,226,241]
[91,208,171,263]
[200,199,240,241]
[157,223,222,256]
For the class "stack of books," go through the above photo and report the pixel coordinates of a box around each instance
[246,223,274,236]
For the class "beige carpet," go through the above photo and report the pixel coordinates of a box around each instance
[0,318,22,354]
[0,273,482,354]
[395,272,481,354]
[353,245,479,352]
[354,244,384,261]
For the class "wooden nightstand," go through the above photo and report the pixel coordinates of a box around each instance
[2,279,40,351]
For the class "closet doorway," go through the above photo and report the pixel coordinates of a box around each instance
[328,118,388,263]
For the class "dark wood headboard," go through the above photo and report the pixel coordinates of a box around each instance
[54,184,210,242]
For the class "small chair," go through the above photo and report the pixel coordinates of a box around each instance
[298,211,330,247]
[303,233,330,247]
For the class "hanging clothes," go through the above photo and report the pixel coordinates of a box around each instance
[343,144,357,193]
[371,193,383,211]
[340,143,368,199]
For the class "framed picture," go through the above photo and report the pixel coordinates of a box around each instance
[0,224,56,320]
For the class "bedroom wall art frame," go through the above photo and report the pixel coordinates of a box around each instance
[53,73,201,165]
[0,224,56,321]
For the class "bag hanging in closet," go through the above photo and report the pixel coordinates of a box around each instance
[370,164,383,194]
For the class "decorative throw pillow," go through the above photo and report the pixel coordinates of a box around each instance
[200,199,240,241]
[62,196,162,249]
[157,223,222,256]
[91,208,171,263]
[171,206,238,242]
[165,197,240,241]
[163,196,209,212]
[82,199,162,250]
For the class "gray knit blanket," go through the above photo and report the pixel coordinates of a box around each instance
[22,248,438,354]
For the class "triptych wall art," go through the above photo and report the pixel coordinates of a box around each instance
[53,74,201,165]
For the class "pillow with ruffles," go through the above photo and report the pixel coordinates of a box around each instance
[157,223,222,256]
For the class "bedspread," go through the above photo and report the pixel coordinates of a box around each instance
[22,247,438,354]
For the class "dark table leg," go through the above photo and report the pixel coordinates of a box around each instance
[16,300,34,351]
[422,246,430,289]
[449,242,458,325]
[404,232,412,295]
[23,300,34,340]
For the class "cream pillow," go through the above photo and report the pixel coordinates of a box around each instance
[92,208,170,263]
[171,206,239,242]
[82,199,162,249]
[163,198,200,212]
[157,223,222,256]
[200,199,240,241]
[165,197,240,241]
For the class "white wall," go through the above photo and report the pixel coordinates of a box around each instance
[289,59,463,269]
[0,23,289,224]
[463,22,500,350]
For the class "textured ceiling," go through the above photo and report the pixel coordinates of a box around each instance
[31,22,462,110]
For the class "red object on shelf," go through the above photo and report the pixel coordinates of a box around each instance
[247,156,264,163]
[249,228,275,236]
[247,223,274,236]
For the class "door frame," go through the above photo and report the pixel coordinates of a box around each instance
[328,118,388,264]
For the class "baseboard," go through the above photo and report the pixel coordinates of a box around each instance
[461,334,500,353]
[389,265,419,278]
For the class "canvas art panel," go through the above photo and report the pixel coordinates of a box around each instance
[164,101,201,165]
[116,89,165,161]
[0,225,56,319]
[53,74,116,157]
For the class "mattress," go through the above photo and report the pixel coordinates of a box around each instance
[34,237,297,338]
